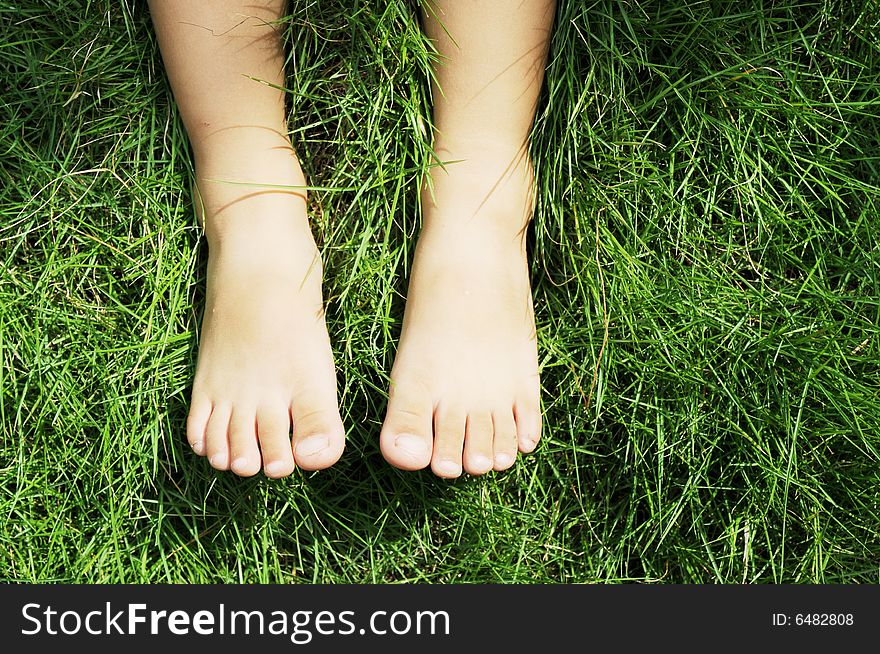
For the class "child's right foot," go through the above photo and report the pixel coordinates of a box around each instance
[185,136,344,478]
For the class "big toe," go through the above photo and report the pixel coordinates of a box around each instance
[380,379,434,470]
[291,394,345,471]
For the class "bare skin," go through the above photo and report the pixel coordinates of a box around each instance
[380,1,556,477]
[151,0,555,479]
[150,0,344,477]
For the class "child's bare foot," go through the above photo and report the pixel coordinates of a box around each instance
[186,138,344,478]
[380,142,541,477]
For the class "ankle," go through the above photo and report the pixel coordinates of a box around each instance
[191,123,292,163]
[433,131,532,165]
[421,140,535,234]
[203,212,322,280]
[189,129,312,245]
[191,125,305,190]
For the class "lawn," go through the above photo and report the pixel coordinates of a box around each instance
[1,0,879,583]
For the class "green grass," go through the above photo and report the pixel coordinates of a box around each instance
[1,0,879,583]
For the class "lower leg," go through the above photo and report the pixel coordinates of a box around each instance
[149,0,344,477]
[149,0,299,200]
[427,0,555,193]
[381,0,556,477]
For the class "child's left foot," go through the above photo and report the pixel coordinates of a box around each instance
[380,143,541,477]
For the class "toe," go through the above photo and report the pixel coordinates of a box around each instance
[228,407,262,477]
[186,395,212,456]
[205,403,232,471]
[291,393,345,471]
[431,406,465,478]
[462,410,495,476]
[492,409,518,471]
[257,404,295,478]
[514,386,542,453]
[380,378,434,470]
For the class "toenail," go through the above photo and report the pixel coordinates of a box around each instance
[521,437,536,451]
[191,440,204,455]
[395,434,428,458]
[230,457,249,472]
[264,461,289,478]
[209,453,227,468]
[494,453,514,468]
[435,460,461,477]
[470,455,493,472]
[296,435,329,457]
